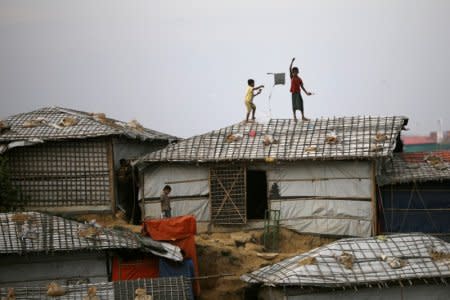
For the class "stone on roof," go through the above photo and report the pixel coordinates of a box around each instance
[138,116,407,163]
[0,212,182,261]
[0,107,178,143]
[241,233,450,287]
[378,150,450,185]
[0,277,193,300]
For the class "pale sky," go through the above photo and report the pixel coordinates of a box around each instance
[1,0,449,138]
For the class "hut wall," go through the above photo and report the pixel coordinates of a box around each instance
[0,252,108,287]
[141,165,210,221]
[277,284,450,300]
[141,161,373,236]
[267,160,373,237]
[6,139,112,211]
[379,180,450,240]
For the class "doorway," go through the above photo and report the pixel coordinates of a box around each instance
[246,170,268,219]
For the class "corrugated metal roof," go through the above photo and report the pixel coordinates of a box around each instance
[378,151,450,185]
[0,107,178,142]
[137,116,407,163]
[241,233,450,287]
[0,212,182,261]
[402,136,436,145]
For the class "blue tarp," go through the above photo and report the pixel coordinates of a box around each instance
[159,258,195,300]
[379,181,450,236]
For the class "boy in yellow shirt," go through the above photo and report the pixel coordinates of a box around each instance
[244,79,264,122]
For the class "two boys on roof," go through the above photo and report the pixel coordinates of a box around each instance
[244,57,313,122]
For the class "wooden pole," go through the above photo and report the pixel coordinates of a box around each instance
[107,139,116,214]
[371,160,378,236]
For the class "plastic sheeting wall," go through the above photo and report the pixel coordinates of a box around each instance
[144,198,210,221]
[0,252,108,287]
[268,161,373,237]
[141,161,373,236]
[258,285,450,300]
[141,165,210,221]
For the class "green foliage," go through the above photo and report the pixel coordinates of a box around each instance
[0,156,24,212]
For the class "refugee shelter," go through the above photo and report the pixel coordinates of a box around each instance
[0,211,182,287]
[0,107,177,214]
[136,116,407,237]
[377,151,450,241]
[0,277,193,300]
[241,233,450,300]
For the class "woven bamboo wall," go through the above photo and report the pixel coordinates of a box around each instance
[210,165,246,224]
[6,140,111,207]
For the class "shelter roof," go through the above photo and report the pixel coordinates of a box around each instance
[241,233,450,288]
[137,116,407,163]
[402,135,436,145]
[378,150,450,185]
[0,212,182,261]
[0,106,178,143]
[0,277,192,300]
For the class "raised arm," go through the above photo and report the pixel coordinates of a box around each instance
[289,57,295,78]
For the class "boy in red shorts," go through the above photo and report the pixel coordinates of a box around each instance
[289,57,313,121]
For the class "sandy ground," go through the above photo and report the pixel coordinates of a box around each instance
[74,213,142,233]
[196,229,335,300]
[75,214,335,299]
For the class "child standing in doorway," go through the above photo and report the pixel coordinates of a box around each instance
[244,79,264,122]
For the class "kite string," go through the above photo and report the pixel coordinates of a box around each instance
[266,83,275,119]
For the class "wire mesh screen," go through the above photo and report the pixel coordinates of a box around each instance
[113,277,192,300]
[0,212,140,253]
[6,140,111,207]
[242,233,450,288]
[0,277,192,300]
[139,116,407,163]
[0,282,115,300]
[210,165,246,224]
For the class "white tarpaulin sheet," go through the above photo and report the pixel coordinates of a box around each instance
[144,197,210,221]
[270,199,372,236]
[267,161,372,198]
[141,165,209,199]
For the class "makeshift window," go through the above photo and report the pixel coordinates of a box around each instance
[210,165,246,224]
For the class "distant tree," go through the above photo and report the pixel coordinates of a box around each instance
[0,156,24,212]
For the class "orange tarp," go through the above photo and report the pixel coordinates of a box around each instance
[143,215,200,296]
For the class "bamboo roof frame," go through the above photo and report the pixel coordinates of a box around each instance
[137,116,408,163]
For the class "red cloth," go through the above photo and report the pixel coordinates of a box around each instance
[290,75,302,93]
[112,256,159,281]
[143,215,201,296]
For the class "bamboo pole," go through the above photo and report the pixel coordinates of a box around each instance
[107,139,116,214]
[371,160,378,236]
